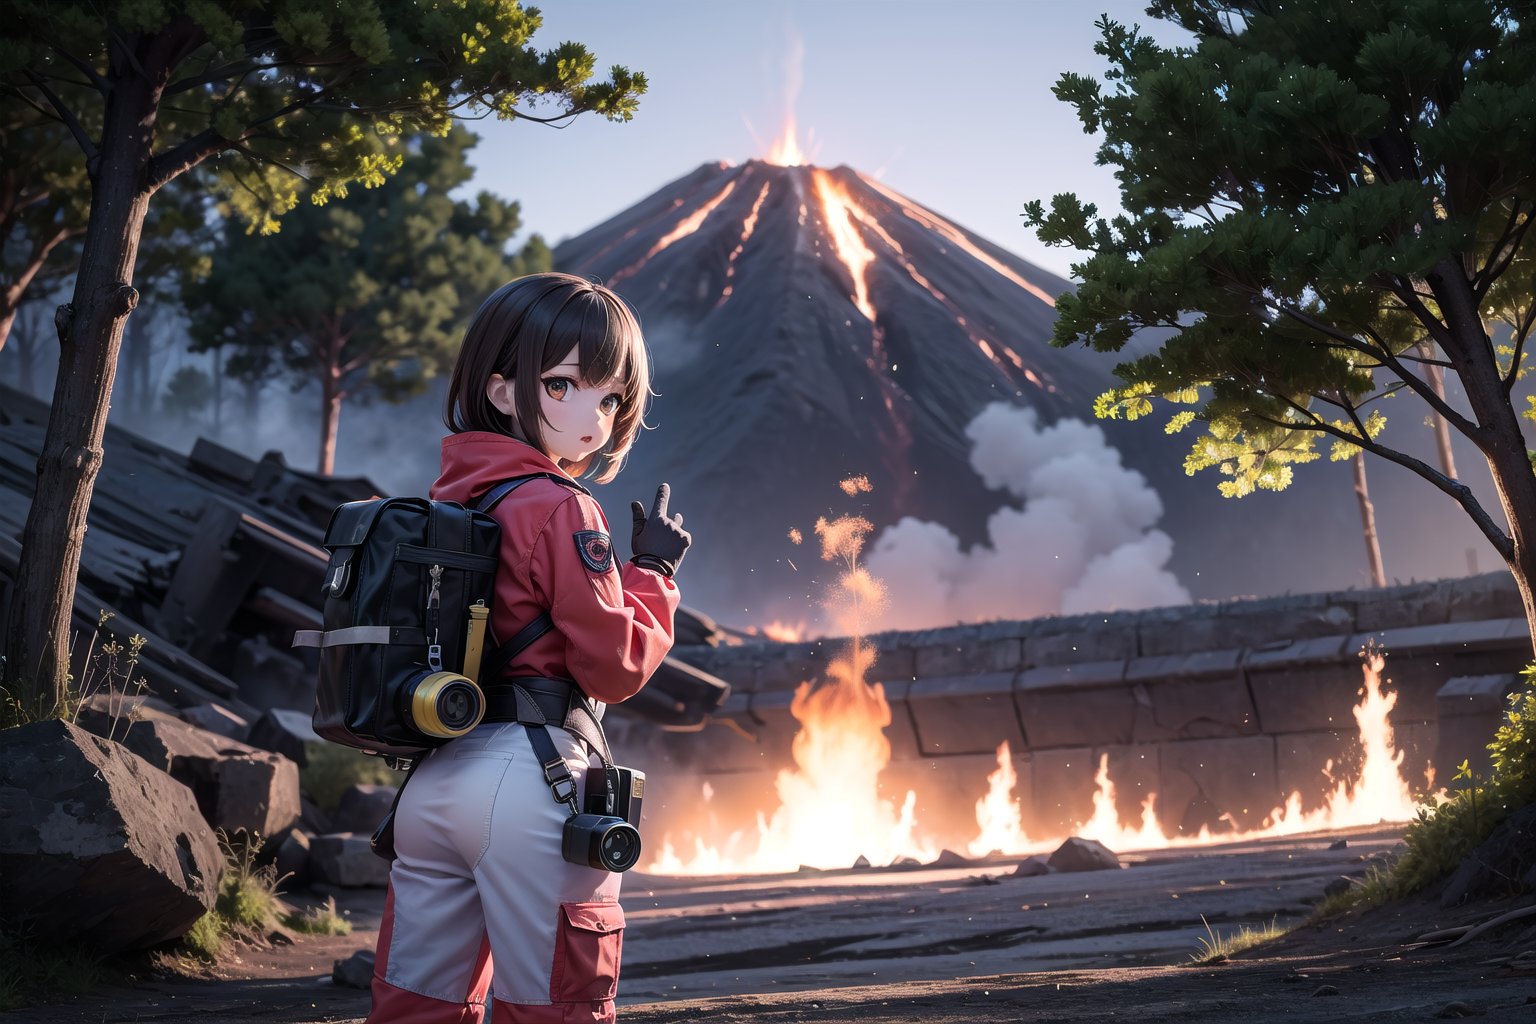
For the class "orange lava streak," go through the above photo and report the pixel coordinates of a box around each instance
[862,175,1059,307]
[610,179,740,285]
[714,180,773,309]
[812,170,878,321]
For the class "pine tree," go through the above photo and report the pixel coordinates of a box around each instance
[1026,0,1536,656]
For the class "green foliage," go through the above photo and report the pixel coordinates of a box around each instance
[1025,1,1536,510]
[301,742,398,811]
[1306,861,1396,922]
[179,913,225,962]
[282,895,353,936]
[179,829,283,962]
[1382,666,1536,897]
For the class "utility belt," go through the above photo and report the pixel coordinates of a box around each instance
[482,676,611,763]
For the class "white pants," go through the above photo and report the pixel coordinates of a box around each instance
[369,722,623,1024]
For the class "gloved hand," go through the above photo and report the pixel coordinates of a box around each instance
[630,483,691,578]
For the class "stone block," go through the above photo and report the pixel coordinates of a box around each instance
[275,830,312,890]
[1017,660,1134,748]
[1027,746,1099,840]
[0,721,222,952]
[905,673,1024,756]
[672,643,765,693]
[1025,620,1138,666]
[1353,579,1453,632]
[180,703,251,741]
[309,833,392,888]
[1443,573,1525,623]
[1130,670,1257,743]
[1248,661,1368,734]
[1157,735,1278,835]
[1274,729,1355,813]
[753,640,832,692]
[248,707,324,767]
[1134,604,1225,657]
[1436,674,1521,780]
[913,632,1023,677]
[332,784,399,835]
[232,635,315,713]
[1347,618,1527,658]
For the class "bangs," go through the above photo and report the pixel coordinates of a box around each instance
[543,290,639,392]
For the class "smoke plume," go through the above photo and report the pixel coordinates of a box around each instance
[864,403,1189,630]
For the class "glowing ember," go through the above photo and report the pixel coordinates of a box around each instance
[787,528,804,545]
[812,170,878,321]
[839,475,873,496]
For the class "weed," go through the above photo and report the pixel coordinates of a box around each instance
[180,912,225,962]
[282,895,353,936]
[0,610,149,734]
[1190,914,1290,963]
[0,931,113,1011]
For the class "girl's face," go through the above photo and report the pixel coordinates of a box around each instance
[487,344,624,465]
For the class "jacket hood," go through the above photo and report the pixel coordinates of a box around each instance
[430,431,583,504]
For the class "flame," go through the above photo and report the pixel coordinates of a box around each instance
[766,115,808,166]
[812,170,878,322]
[759,619,808,643]
[967,742,1031,857]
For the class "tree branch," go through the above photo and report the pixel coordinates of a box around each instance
[48,40,111,95]
[1255,393,1513,561]
[1505,301,1536,395]
[22,70,97,164]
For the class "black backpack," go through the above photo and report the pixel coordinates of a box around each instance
[293,472,583,759]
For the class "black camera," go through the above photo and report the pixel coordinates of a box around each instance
[559,765,646,872]
[562,813,641,872]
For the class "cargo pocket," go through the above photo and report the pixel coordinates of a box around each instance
[549,901,625,1002]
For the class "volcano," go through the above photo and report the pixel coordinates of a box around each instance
[555,158,1498,627]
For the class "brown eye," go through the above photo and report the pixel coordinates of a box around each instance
[542,377,569,400]
[600,393,622,414]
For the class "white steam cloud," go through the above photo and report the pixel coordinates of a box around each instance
[865,403,1189,630]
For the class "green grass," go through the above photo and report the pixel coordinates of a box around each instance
[0,933,115,1011]
[178,829,283,962]
[1190,915,1291,964]
[300,742,400,811]
[281,895,353,936]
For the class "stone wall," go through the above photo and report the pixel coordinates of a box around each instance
[613,573,1532,854]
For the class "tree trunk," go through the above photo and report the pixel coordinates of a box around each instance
[1420,340,1458,480]
[0,74,159,712]
[319,365,341,476]
[1429,259,1536,660]
[1353,453,1387,588]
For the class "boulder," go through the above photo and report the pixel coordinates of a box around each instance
[1048,837,1123,873]
[332,784,399,835]
[310,834,393,888]
[180,702,250,741]
[72,690,180,740]
[275,830,313,890]
[1011,856,1053,878]
[247,707,323,767]
[333,949,376,989]
[232,635,315,714]
[76,712,300,840]
[0,721,222,952]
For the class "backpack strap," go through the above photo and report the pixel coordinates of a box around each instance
[471,472,590,684]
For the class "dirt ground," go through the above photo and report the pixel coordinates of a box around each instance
[12,826,1536,1024]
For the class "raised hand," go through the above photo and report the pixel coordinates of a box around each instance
[629,483,691,577]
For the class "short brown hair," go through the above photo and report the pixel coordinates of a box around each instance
[444,273,652,484]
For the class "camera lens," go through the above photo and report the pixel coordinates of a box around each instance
[600,826,640,872]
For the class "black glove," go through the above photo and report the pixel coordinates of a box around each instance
[629,483,691,578]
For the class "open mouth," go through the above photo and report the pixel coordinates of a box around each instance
[581,436,593,444]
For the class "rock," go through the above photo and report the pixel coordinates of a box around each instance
[1328,838,1349,850]
[310,834,393,888]
[300,794,335,835]
[851,855,871,869]
[1048,837,1123,873]
[180,703,250,741]
[1323,876,1355,899]
[1440,801,1536,907]
[232,635,315,714]
[76,713,301,840]
[1011,856,1053,878]
[1312,984,1339,997]
[275,830,313,890]
[0,721,222,952]
[332,949,376,989]
[247,707,323,767]
[332,784,399,835]
[931,849,971,868]
[1436,1002,1477,1018]
[890,856,921,867]
[72,690,180,739]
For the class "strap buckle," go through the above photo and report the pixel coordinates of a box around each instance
[542,757,578,806]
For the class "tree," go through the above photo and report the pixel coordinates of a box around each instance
[0,2,644,716]
[183,125,543,474]
[1024,1,1536,658]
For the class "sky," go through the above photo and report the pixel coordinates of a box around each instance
[464,1,1193,281]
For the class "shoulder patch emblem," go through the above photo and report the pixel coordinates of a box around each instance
[573,530,614,574]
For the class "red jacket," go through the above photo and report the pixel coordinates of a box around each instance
[430,431,679,704]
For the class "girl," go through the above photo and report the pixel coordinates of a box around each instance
[368,273,690,1024]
